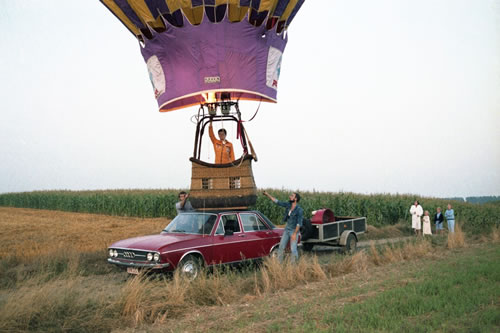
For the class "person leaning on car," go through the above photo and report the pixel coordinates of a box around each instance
[263,191,303,264]
[176,191,194,214]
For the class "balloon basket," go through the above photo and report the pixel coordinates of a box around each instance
[189,155,257,211]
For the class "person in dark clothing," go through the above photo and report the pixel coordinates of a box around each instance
[263,191,303,263]
[434,207,444,235]
[175,191,194,214]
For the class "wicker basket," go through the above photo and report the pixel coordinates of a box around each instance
[189,155,257,210]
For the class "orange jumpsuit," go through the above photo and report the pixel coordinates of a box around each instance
[209,124,235,164]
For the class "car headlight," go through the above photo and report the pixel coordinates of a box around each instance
[153,253,160,261]
[109,249,113,257]
[147,253,153,261]
[113,249,118,257]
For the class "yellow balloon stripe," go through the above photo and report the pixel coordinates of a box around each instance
[103,0,302,37]
[280,0,299,22]
[181,5,204,25]
[166,0,181,12]
[258,0,276,13]
[102,0,141,36]
[128,0,165,30]
[228,4,248,22]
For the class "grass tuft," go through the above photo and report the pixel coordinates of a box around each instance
[369,241,383,266]
[491,226,500,243]
[447,224,466,249]
[336,251,369,275]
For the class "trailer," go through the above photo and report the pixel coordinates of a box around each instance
[300,208,366,253]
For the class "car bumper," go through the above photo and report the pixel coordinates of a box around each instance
[107,258,171,269]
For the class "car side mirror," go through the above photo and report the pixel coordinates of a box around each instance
[224,230,234,236]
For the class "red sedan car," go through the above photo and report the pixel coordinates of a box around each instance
[107,211,284,279]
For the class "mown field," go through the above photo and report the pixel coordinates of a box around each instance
[0,207,498,332]
[1,189,499,232]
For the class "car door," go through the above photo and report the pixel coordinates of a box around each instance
[210,213,249,264]
[239,212,280,258]
[239,213,270,259]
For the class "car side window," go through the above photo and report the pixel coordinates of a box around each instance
[255,216,270,230]
[222,214,241,233]
[199,215,217,235]
[241,214,269,232]
[215,218,224,235]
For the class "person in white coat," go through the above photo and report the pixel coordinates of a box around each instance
[410,200,423,236]
[422,210,432,236]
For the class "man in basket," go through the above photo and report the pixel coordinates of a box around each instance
[209,119,235,164]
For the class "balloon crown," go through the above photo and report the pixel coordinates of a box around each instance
[101,1,305,112]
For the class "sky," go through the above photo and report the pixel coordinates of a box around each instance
[0,0,499,198]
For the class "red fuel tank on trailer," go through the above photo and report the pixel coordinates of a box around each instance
[311,209,335,224]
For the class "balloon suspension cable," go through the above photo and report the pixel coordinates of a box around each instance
[191,105,205,124]
[239,97,261,123]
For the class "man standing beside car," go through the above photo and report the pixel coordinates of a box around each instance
[263,191,303,263]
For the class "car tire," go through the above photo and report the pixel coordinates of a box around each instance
[343,233,357,255]
[178,255,202,280]
[302,243,314,252]
[300,218,313,241]
[269,246,279,259]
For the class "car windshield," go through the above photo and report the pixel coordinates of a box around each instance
[163,213,218,235]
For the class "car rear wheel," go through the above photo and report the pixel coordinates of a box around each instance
[269,246,279,259]
[302,243,314,252]
[178,255,202,280]
[300,218,313,241]
[343,233,357,255]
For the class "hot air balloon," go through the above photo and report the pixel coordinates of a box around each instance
[101,0,305,210]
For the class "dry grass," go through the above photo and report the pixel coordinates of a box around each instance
[365,223,406,239]
[447,224,467,249]
[0,207,169,261]
[0,275,118,332]
[491,226,500,243]
[335,250,369,275]
[0,207,494,332]
[256,256,327,293]
[369,241,382,266]
[367,238,434,267]
[116,272,195,327]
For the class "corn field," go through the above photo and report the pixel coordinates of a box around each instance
[0,189,498,233]
[0,190,179,218]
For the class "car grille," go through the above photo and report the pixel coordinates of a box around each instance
[115,249,150,262]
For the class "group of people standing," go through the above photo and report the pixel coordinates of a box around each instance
[410,201,455,236]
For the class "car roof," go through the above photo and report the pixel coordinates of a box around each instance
[183,210,262,215]
[178,210,277,229]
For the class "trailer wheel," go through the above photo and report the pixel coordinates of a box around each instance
[300,218,313,241]
[302,243,314,252]
[343,233,357,255]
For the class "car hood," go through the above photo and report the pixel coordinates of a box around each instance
[109,233,203,252]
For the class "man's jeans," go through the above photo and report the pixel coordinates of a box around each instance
[447,220,455,233]
[278,229,299,263]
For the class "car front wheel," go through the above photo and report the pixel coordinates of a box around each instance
[178,255,202,280]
